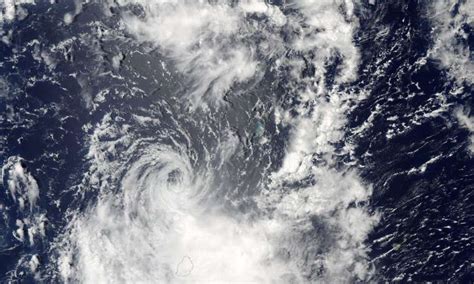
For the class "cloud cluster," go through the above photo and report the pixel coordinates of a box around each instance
[1,156,46,279]
[2,156,40,211]
[429,0,474,85]
[123,1,262,108]
[55,1,380,282]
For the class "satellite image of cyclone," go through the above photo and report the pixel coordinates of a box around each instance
[0,0,473,283]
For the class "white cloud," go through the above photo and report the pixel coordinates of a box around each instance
[2,156,39,210]
[57,140,302,283]
[123,1,262,108]
[290,0,361,83]
[455,108,474,153]
[429,0,474,85]
[261,167,379,281]
[0,0,35,24]
[1,156,47,260]
[3,0,17,22]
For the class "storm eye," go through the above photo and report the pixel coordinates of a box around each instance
[167,169,183,184]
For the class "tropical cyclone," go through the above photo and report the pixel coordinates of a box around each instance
[0,0,472,283]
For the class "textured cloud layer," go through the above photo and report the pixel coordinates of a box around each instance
[54,1,380,283]
[429,0,474,85]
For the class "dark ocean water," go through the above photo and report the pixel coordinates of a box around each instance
[0,0,472,282]
[353,2,473,281]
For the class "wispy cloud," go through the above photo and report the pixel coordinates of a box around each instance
[123,1,262,108]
